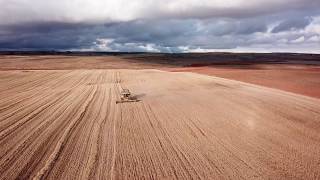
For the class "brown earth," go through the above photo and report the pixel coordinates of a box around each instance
[0,55,171,70]
[1,55,319,99]
[167,65,320,99]
[0,69,320,179]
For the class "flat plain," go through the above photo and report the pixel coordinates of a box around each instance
[0,54,320,179]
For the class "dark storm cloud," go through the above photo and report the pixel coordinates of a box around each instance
[0,22,96,50]
[0,0,320,52]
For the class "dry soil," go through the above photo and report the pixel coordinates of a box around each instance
[0,69,320,179]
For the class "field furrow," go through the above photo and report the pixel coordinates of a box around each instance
[0,69,319,179]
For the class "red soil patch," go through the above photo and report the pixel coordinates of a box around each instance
[167,65,320,99]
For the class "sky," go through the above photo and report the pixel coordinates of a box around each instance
[0,0,320,53]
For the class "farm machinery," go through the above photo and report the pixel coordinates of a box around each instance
[116,89,140,104]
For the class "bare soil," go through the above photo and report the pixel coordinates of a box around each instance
[168,65,320,99]
[0,69,320,179]
[0,55,170,70]
[1,54,320,179]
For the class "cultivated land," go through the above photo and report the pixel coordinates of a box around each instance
[1,53,319,98]
[0,54,320,179]
[169,65,320,98]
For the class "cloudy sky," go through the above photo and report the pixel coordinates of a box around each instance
[0,0,320,53]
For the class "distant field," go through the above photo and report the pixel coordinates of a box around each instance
[1,69,320,179]
[168,65,320,98]
[1,54,319,98]
[0,55,168,70]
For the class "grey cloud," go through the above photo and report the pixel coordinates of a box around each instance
[138,0,320,20]
[204,18,268,36]
[272,17,312,33]
[0,23,95,50]
[0,4,319,53]
[1,0,320,26]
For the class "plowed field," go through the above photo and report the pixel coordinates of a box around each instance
[1,70,320,179]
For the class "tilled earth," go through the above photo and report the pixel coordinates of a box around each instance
[0,70,320,179]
